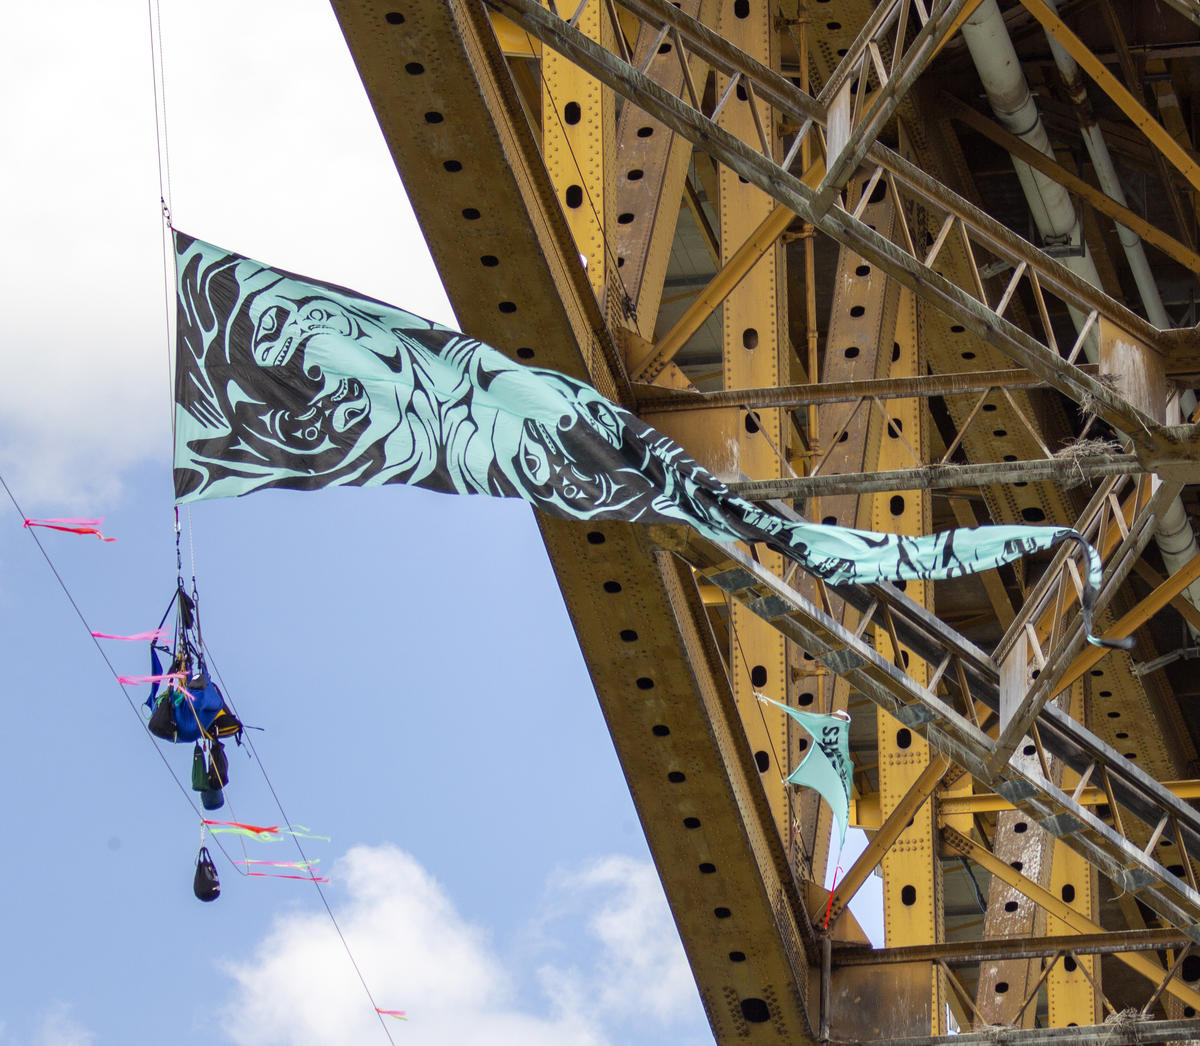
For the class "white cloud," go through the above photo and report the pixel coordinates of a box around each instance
[0,4,170,509]
[2,0,450,509]
[221,845,708,1046]
[35,1005,94,1046]
[535,856,703,1031]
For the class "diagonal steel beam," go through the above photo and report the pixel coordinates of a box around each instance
[484,0,1169,453]
[824,754,952,927]
[610,0,1164,354]
[1018,0,1200,196]
[943,825,1200,1011]
[986,477,1182,775]
[728,454,1143,500]
[330,6,822,1039]
[993,473,1148,664]
[813,0,982,213]
[942,93,1200,273]
[631,203,796,381]
[609,0,1172,350]
[1042,548,1200,701]
[651,526,1200,940]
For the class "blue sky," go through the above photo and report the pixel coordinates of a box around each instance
[1,3,716,1043]
[0,2,878,1042]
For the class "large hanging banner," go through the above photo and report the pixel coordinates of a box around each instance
[173,232,1114,644]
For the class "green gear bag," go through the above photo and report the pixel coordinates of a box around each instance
[190,743,208,791]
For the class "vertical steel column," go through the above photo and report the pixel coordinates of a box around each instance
[1046,682,1102,1026]
[872,286,946,1035]
[974,815,1053,1026]
[717,0,789,839]
[542,0,613,306]
[795,184,900,884]
[613,0,709,342]
[977,645,1058,1027]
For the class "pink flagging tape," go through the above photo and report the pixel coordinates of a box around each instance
[24,518,115,541]
[204,819,280,835]
[205,820,328,843]
[92,628,171,642]
[28,517,102,525]
[118,672,185,686]
[246,872,331,883]
[375,1009,408,1020]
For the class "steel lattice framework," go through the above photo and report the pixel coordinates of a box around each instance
[330,1,1200,1041]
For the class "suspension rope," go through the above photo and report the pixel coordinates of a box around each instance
[728,597,788,786]
[186,505,196,587]
[2,469,398,1045]
[203,651,397,1044]
[133,7,399,1036]
[0,471,244,870]
[146,0,178,459]
[147,0,174,213]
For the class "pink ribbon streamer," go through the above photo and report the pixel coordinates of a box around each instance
[24,517,115,542]
[246,872,331,883]
[376,1010,408,1020]
[204,820,328,843]
[118,672,185,686]
[92,628,171,642]
[204,819,280,840]
[204,819,279,833]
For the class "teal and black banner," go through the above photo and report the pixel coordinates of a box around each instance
[173,232,1115,644]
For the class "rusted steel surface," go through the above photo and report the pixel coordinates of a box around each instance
[333,1,1200,1040]
[331,4,821,1039]
[832,928,1193,967]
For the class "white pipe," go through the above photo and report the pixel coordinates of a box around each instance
[1042,0,1172,330]
[961,0,1200,637]
[960,0,1103,310]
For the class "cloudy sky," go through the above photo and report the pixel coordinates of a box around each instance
[0,2,877,1043]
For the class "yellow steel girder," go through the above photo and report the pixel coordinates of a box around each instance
[944,826,1200,1013]
[613,0,711,349]
[1046,683,1102,1027]
[333,1,1200,1040]
[871,284,945,1036]
[716,0,789,843]
[542,0,612,305]
[793,175,902,894]
[329,5,824,1039]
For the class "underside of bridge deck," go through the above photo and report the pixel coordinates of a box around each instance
[330,1,1200,1040]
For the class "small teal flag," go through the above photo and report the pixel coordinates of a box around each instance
[758,694,852,846]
